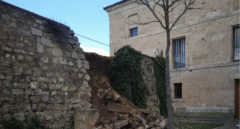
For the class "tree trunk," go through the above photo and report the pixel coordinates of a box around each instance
[165,30,174,129]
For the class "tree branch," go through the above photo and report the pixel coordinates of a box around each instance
[138,0,166,29]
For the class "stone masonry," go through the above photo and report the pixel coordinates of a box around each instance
[0,1,91,128]
[140,54,160,118]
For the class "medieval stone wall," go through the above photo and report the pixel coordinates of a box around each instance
[0,1,91,128]
[140,54,160,118]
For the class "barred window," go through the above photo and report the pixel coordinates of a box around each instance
[234,27,240,60]
[174,83,182,99]
[130,27,138,37]
[173,38,185,68]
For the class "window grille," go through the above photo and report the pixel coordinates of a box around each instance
[130,27,138,37]
[174,83,182,98]
[174,38,185,68]
[234,27,240,60]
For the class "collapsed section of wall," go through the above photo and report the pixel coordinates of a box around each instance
[0,1,91,128]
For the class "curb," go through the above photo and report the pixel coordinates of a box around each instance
[173,117,234,124]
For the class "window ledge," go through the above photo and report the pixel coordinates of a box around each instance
[172,98,184,102]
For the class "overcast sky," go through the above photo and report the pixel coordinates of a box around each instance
[3,0,121,57]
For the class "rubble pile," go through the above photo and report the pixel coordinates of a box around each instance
[83,52,179,129]
[93,88,170,129]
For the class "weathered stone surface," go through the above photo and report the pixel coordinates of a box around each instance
[107,103,130,113]
[30,82,38,89]
[52,48,63,56]
[37,43,44,53]
[35,19,43,24]
[85,74,90,81]
[18,29,31,37]
[13,66,22,75]
[12,89,25,95]
[35,89,43,95]
[74,110,99,129]
[24,103,31,111]
[41,96,49,102]
[42,37,53,47]
[0,3,91,128]
[31,27,43,36]
[26,89,35,96]
[2,14,10,20]
[30,96,40,103]
[0,74,4,80]
[13,113,25,121]
[137,115,147,124]
[114,120,129,129]
[99,89,110,99]
[32,104,38,111]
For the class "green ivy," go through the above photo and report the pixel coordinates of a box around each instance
[108,45,167,116]
[150,51,168,118]
[108,45,147,109]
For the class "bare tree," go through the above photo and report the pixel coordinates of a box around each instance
[130,0,202,128]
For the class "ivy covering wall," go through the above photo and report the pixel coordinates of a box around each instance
[151,51,168,117]
[108,45,167,116]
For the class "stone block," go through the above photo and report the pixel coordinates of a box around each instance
[137,115,147,124]
[2,14,10,20]
[18,29,31,37]
[31,27,42,36]
[42,37,53,47]
[26,89,35,96]
[85,74,90,81]
[114,120,129,129]
[3,89,9,95]
[52,48,63,56]
[37,43,44,53]
[41,56,48,63]
[2,103,10,114]
[39,25,44,30]
[45,111,53,120]
[30,82,38,89]
[35,19,43,24]
[35,89,43,95]
[30,96,40,103]
[77,60,82,68]
[25,103,31,112]
[9,106,19,113]
[0,74,4,80]
[107,103,130,113]
[13,66,22,75]
[32,104,38,111]
[12,89,25,95]
[72,51,78,58]
[51,91,57,96]
[40,82,48,89]
[74,109,99,129]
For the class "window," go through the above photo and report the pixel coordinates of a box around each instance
[173,38,185,68]
[130,27,138,37]
[234,27,240,61]
[174,83,182,98]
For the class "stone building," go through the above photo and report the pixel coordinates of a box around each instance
[104,0,240,119]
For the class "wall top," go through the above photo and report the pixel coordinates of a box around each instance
[0,0,69,30]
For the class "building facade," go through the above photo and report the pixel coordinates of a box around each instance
[104,0,240,118]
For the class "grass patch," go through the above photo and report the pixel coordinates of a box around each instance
[175,122,224,129]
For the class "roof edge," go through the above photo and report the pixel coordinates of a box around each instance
[103,0,128,11]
